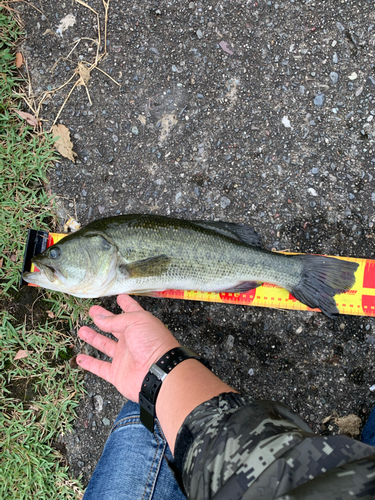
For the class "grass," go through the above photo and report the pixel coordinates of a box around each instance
[0,6,91,499]
[0,7,56,294]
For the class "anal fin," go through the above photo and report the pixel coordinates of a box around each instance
[215,281,262,293]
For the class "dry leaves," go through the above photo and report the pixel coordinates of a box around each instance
[322,413,362,437]
[14,350,29,361]
[51,124,77,162]
[63,217,81,232]
[336,414,362,437]
[14,109,38,127]
[77,62,91,86]
[56,13,76,36]
[15,52,23,68]
[43,28,56,36]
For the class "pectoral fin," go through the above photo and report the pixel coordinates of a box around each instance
[119,255,171,279]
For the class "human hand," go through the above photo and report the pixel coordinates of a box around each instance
[76,294,180,402]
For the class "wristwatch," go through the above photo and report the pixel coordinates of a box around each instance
[139,346,210,432]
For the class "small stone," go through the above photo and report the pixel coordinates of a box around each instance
[333,52,338,63]
[329,72,338,84]
[93,395,103,412]
[371,193,375,202]
[340,323,345,330]
[171,65,178,72]
[348,72,358,80]
[102,417,111,426]
[77,461,85,467]
[175,192,182,203]
[248,368,254,376]
[197,93,204,99]
[282,115,291,128]
[196,29,203,39]
[311,168,319,174]
[356,86,364,96]
[296,326,303,334]
[307,187,318,196]
[189,2,195,8]
[367,76,375,88]
[314,94,325,106]
[336,21,345,31]
[220,196,231,208]
[82,189,87,197]
[226,335,234,349]
[112,134,119,142]
[98,205,105,214]
[131,127,138,135]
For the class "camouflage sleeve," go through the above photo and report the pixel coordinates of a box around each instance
[173,392,375,500]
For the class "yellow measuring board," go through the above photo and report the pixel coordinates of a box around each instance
[29,232,375,317]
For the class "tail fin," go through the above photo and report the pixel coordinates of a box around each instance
[289,255,359,318]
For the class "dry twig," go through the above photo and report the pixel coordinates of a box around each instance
[13,0,119,131]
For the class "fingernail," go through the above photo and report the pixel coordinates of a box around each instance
[95,314,109,319]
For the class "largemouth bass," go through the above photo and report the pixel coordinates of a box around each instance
[22,214,359,318]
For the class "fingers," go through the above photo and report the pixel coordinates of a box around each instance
[79,326,118,359]
[88,295,143,326]
[76,353,113,383]
[89,304,114,319]
[91,312,134,336]
[117,294,144,312]
[86,295,144,339]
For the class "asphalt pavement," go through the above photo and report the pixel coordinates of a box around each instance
[17,0,375,486]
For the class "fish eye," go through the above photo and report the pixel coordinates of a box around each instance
[49,247,61,259]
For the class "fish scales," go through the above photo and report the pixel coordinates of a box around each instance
[92,215,301,292]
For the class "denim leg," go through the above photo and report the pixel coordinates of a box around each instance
[361,404,375,446]
[83,401,186,500]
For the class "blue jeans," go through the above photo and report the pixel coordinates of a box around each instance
[361,404,375,446]
[83,401,186,500]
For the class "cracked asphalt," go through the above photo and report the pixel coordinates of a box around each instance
[16,0,375,487]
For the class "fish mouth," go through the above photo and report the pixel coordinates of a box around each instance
[32,260,58,282]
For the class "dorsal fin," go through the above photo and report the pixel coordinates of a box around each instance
[192,220,262,247]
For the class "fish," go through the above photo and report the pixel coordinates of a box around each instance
[22,214,359,318]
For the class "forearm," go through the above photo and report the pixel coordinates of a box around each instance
[155,358,237,452]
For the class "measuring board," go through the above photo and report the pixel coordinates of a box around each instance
[22,229,375,317]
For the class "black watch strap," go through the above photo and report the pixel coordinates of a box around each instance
[139,346,210,432]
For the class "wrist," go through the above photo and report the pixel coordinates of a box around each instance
[156,359,236,453]
[147,340,181,369]
[139,346,209,433]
